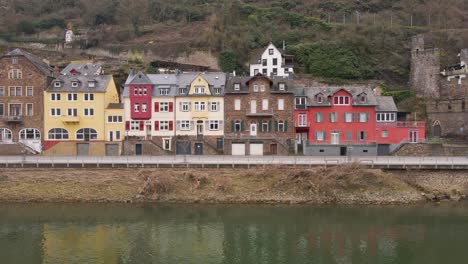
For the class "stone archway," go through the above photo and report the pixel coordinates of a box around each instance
[432,120,442,137]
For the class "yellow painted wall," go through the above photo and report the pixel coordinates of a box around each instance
[43,141,122,156]
[189,76,211,95]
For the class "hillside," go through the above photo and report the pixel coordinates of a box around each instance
[0,0,467,85]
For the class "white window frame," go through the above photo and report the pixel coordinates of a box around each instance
[67,108,78,117]
[71,82,78,88]
[234,83,240,91]
[0,103,3,116]
[51,93,61,101]
[50,108,61,117]
[253,84,259,92]
[358,112,369,123]
[9,86,22,97]
[278,99,284,110]
[210,102,219,112]
[47,128,68,140]
[26,86,33,96]
[316,131,325,141]
[130,121,140,131]
[344,112,354,123]
[67,93,78,101]
[262,99,269,110]
[0,87,4,96]
[160,102,169,112]
[260,84,266,92]
[279,83,285,91]
[194,102,206,111]
[209,120,220,131]
[107,116,123,123]
[26,103,33,116]
[159,120,169,131]
[181,102,190,112]
[382,130,389,138]
[160,88,169,95]
[84,108,94,117]
[234,99,241,110]
[142,103,147,112]
[134,103,140,112]
[333,96,350,105]
[84,93,94,102]
[194,86,205,94]
[181,120,191,131]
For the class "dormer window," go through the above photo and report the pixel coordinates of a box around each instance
[333,96,350,105]
[12,57,18,64]
[279,83,285,91]
[360,95,367,103]
[88,81,95,88]
[54,82,61,88]
[71,82,78,88]
[234,83,240,91]
[194,86,205,94]
[317,95,323,104]
[269,48,274,55]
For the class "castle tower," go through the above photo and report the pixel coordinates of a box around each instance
[410,35,441,98]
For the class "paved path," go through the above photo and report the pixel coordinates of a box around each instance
[1,155,468,169]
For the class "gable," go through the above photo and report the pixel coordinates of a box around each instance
[189,76,211,95]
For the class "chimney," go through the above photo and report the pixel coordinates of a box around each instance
[53,66,60,77]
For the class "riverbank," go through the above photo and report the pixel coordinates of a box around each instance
[0,165,467,204]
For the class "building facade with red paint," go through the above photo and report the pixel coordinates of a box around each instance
[294,86,426,156]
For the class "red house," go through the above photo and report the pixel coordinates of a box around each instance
[294,87,425,156]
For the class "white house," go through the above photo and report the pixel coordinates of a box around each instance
[249,43,294,77]
[65,30,74,43]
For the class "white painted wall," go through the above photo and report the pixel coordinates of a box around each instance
[249,43,294,77]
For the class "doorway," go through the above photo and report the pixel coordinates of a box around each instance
[409,130,418,143]
[135,143,143,155]
[197,121,204,136]
[250,123,257,136]
[195,143,203,155]
[270,144,278,155]
[331,132,340,145]
[340,147,347,156]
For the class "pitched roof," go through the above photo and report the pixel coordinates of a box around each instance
[375,96,398,112]
[61,63,102,76]
[293,86,379,107]
[226,74,294,93]
[48,74,112,92]
[5,48,53,77]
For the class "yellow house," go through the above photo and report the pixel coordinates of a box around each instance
[43,63,124,156]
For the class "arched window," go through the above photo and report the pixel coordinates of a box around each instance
[48,128,69,140]
[19,128,41,140]
[0,128,12,142]
[76,128,97,141]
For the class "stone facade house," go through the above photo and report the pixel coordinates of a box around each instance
[0,48,54,153]
[224,74,295,155]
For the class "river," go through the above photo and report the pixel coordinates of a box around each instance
[1,203,468,264]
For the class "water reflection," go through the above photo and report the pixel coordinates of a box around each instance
[0,204,468,264]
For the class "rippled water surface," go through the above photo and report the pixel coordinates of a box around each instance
[1,203,468,264]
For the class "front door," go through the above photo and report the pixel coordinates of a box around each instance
[331,132,340,145]
[135,143,143,155]
[109,131,114,142]
[146,125,151,137]
[340,147,347,156]
[270,144,278,155]
[195,143,203,155]
[250,123,257,136]
[409,130,418,143]
[76,143,89,156]
[251,100,257,114]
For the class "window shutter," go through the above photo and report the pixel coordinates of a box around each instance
[315,131,318,140]
[324,132,327,141]
[268,120,272,132]
[208,102,212,112]
[125,121,130,130]
[231,121,235,132]
[205,120,209,127]
[190,121,194,130]
[176,120,181,130]
[352,113,355,122]
[284,120,288,132]
[366,113,369,122]
[139,121,144,131]
[169,121,173,131]
[154,121,160,131]
[275,121,278,132]
[241,121,245,131]
[154,102,159,112]
[169,102,173,112]
[259,120,263,132]
[179,102,183,111]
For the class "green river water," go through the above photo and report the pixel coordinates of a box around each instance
[1,203,468,264]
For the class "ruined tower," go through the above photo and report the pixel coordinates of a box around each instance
[410,35,441,98]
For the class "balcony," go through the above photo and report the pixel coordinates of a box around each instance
[62,116,80,123]
[377,121,425,128]
[3,115,23,123]
[246,110,274,117]
[295,122,310,128]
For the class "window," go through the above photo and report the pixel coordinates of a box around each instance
[273,58,278,65]
[234,99,241,110]
[315,112,323,123]
[254,84,259,92]
[71,82,78,87]
[277,121,285,132]
[234,83,240,91]
[272,68,278,75]
[163,139,171,150]
[26,104,33,116]
[134,103,140,112]
[316,131,325,141]
[344,113,354,123]
[12,57,18,64]
[214,88,221,94]
[376,113,396,122]
[9,86,22,96]
[209,120,220,130]
[9,104,21,116]
[67,93,77,101]
[262,121,269,132]
[20,128,40,140]
[254,69,259,75]
[76,128,98,141]
[0,104,3,116]
[262,69,267,75]
[194,102,206,111]
[358,113,369,123]
[50,108,61,116]
[279,83,285,91]
[179,88,187,94]
[360,95,367,103]
[0,87,4,96]
[0,128,12,141]
[84,93,94,101]
[67,108,77,117]
[262,59,267,66]
[8,69,22,79]
[88,81,95,88]
[160,102,169,112]
[260,84,266,92]
[333,96,350,105]
[329,112,338,123]
[115,131,121,141]
[298,114,307,126]
[48,128,69,140]
[317,96,323,104]
[107,116,123,123]
[130,121,140,131]
[358,131,366,141]
[133,88,138,96]
[262,99,269,110]
[295,97,306,107]
[181,120,191,130]
[142,103,147,112]
[278,99,284,110]
[84,108,94,116]
[54,82,61,88]
[194,86,205,94]
[382,130,389,138]
[26,87,33,96]
[234,121,242,132]
[181,102,190,112]
[269,48,273,55]
[159,121,169,131]
[210,102,219,111]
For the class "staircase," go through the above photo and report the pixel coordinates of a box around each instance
[0,143,39,155]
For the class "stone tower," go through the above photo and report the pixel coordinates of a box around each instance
[410,35,441,98]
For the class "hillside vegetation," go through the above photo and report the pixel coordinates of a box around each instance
[1,0,467,84]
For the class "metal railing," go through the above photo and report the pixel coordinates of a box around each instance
[3,115,23,122]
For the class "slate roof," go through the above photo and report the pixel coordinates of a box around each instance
[107,103,124,109]
[5,48,53,77]
[61,63,102,76]
[293,86,379,107]
[48,74,112,92]
[225,74,294,93]
[249,43,293,65]
[375,96,398,112]
[123,71,226,97]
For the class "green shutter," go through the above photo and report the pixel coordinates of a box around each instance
[284,120,288,132]
[231,121,235,132]
[241,121,245,131]
[275,121,278,132]
[268,120,272,132]
[259,120,263,132]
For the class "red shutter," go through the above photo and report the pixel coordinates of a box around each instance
[154,102,159,112]
[139,121,144,131]
[154,121,160,131]
[169,121,173,131]
[169,102,174,112]
[125,121,130,130]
